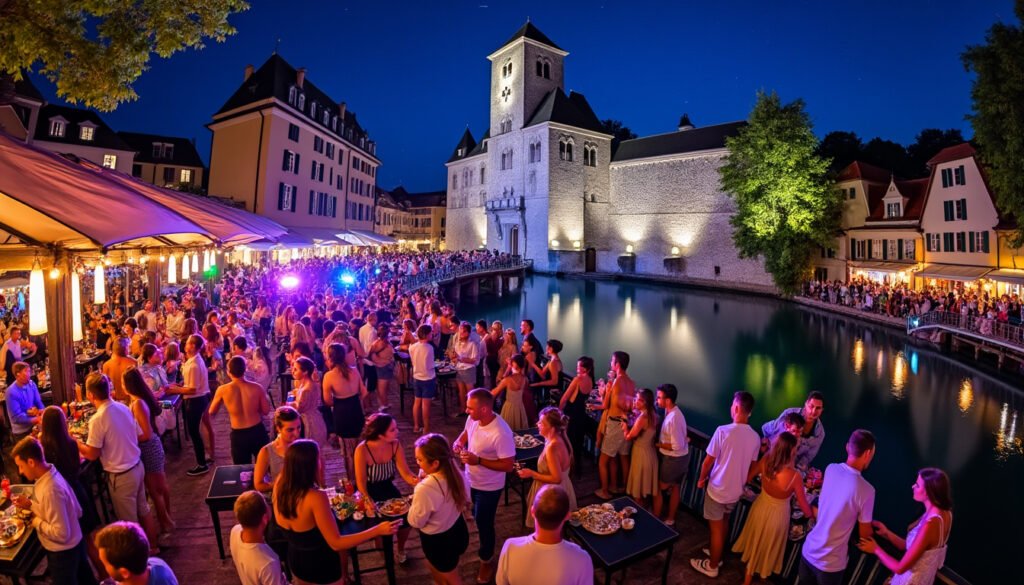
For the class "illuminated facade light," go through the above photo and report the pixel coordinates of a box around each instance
[626,244,635,254]
[550,239,560,248]
[572,240,581,249]
[671,246,680,256]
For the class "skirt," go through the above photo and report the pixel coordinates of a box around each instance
[420,515,469,573]
[732,491,791,578]
[332,394,365,439]
[139,437,165,474]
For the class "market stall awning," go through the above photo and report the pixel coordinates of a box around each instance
[986,269,1024,287]
[349,229,396,245]
[291,226,344,244]
[0,133,214,250]
[916,263,991,282]
[334,230,376,246]
[77,164,288,245]
[848,261,916,274]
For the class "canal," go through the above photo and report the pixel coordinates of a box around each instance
[456,274,1022,583]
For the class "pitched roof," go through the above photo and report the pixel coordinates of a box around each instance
[837,160,894,183]
[927,143,976,166]
[447,128,478,163]
[33,104,133,151]
[392,188,446,208]
[525,89,605,133]
[117,132,205,167]
[12,75,43,103]
[495,21,563,53]
[612,121,746,162]
[212,53,374,157]
[865,178,929,222]
[468,130,489,157]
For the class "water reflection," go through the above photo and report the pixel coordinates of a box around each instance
[852,338,865,374]
[891,352,908,397]
[996,403,1022,460]
[958,379,974,414]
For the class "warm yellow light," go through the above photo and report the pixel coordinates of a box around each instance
[626,244,634,254]
[550,239,560,248]
[671,246,680,256]
[71,271,83,342]
[93,264,106,305]
[191,252,198,272]
[103,257,111,266]
[181,253,190,279]
[168,255,178,284]
[572,240,581,249]
[159,254,166,262]
[48,267,60,280]
[29,260,48,335]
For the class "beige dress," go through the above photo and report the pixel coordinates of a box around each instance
[525,444,576,528]
[731,478,796,578]
[626,421,659,499]
[294,379,328,448]
[499,375,529,431]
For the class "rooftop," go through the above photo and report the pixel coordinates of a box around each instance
[613,120,746,162]
[494,21,563,54]
[117,131,205,167]
[32,104,133,151]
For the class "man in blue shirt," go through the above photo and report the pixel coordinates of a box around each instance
[762,391,826,470]
[5,361,43,442]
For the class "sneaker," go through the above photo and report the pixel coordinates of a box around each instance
[690,557,719,578]
[396,550,408,564]
[701,549,724,567]
[186,464,210,477]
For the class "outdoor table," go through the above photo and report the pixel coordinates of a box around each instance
[436,367,456,417]
[340,513,397,585]
[158,393,183,450]
[205,464,254,559]
[74,350,105,382]
[505,426,544,524]
[0,485,45,585]
[567,496,679,585]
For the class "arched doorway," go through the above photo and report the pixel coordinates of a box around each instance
[509,225,520,257]
[585,247,596,272]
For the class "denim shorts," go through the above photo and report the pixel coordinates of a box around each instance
[414,378,437,399]
[703,494,737,521]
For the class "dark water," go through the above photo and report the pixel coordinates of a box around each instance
[457,274,1022,583]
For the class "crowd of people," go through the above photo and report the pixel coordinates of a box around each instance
[0,249,958,585]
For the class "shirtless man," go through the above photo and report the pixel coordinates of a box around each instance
[209,356,272,464]
[102,337,137,402]
[593,350,636,499]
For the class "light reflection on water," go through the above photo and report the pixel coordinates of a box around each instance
[457,274,1023,582]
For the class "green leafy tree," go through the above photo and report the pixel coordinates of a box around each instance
[720,91,842,295]
[907,128,965,176]
[861,137,915,178]
[963,1,1024,245]
[599,118,637,151]
[0,0,249,111]
[817,130,864,174]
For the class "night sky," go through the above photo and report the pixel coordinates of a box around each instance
[26,1,1014,192]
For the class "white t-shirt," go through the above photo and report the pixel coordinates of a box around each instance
[182,355,210,397]
[230,525,286,585]
[659,406,689,457]
[705,422,760,504]
[803,463,875,573]
[358,323,377,357]
[496,535,594,585]
[86,400,142,474]
[407,472,469,535]
[409,341,435,381]
[464,415,515,491]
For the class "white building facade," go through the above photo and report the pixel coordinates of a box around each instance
[445,23,773,290]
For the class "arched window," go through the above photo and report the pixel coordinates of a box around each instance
[536,60,543,76]
[543,62,550,79]
[297,93,305,110]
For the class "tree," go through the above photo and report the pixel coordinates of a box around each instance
[817,131,863,174]
[963,1,1024,246]
[860,137,915,178]
[720,91,842,295]
[0,0,249,111]
[599,119,637,151]
[907,128,965,176]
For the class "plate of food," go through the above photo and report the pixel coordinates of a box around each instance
[329,494,358,520]
[573,504,622,536]
[514,434,542,450]
[377,497,411,517]
[0,518,26,548]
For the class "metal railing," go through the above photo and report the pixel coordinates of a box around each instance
[908,310,1024,351]
[401,258,530,292]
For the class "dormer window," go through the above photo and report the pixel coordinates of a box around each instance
[79,125,95,141]
[297,93,306,111]
[886,202,901,218]
[151,143,174,159]
[457,147,465,157]
[288,86,297,105]
[48,119,66,138]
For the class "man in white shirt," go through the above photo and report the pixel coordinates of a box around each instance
[134,300,159,333]
[691,391,761,578]
[800,430,876,585]
[456,388,515,584]
[230,491,287,585]
[410,324,437,434]
[78,373,160,548]
[654,383,690,525]
[12,437,93,585]
[1,326,31,384]
[358,312,378,358]
[166,334,213,476]
[496,485,592,585]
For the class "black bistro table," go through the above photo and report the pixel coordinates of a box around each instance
[505,427,544,523]
[205,464,254,559]
[0,485,45,585]
[567,496,679,585]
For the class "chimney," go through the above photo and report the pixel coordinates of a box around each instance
[296,68,306,89]
[243,64,254,81]
[678,113,695,131]
[338,101,347,119]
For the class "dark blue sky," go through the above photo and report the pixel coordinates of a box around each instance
[30,1,1014,192]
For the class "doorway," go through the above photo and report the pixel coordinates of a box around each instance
[509,225,520,257]
[585,247,596,272]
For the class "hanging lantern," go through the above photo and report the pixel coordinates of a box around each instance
[29,259,48,335]
[168,255,178,284]
[71,271,83,342]
[191,252,198,272]
[182,253,190,279]
[202,250,211,272]
[93,264,106,305]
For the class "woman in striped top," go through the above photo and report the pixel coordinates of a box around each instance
[353,413,418,563]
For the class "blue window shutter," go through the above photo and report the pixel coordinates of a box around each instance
[960,198,967,220]
[294,153,300,175]
[278,183,285,210]
[982,231,990,253]
[282,151,290,172]
[969,232,976,253]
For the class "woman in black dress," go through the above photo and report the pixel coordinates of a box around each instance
[559,356,595,472]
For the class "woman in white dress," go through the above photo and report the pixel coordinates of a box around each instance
[858,467,953,585]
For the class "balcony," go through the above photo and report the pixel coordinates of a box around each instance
[485,196,525,211]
